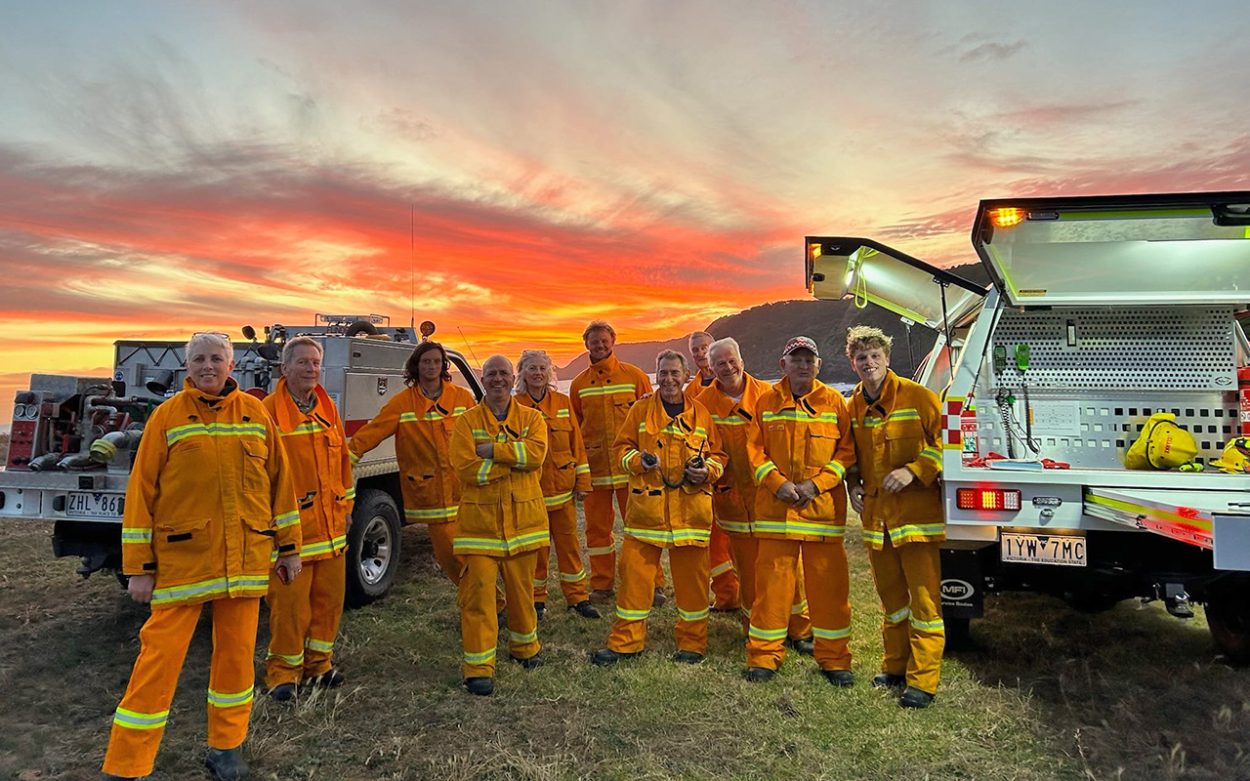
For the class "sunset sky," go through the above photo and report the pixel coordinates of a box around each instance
[2,1,1249,426]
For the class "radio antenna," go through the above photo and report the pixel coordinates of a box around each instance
[457,326,482,370]
[409,204,416,332]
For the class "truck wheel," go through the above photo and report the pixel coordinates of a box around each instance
[1206,598,1250,665]
[346,320,380,338]
[345,489,402,608]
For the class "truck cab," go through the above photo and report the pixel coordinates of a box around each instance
[806,192,1250,660]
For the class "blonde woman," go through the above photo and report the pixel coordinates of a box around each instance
[514,350,600,619]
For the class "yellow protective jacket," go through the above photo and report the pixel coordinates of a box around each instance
[263,378,354,561]
[569,354,652,490]
[747,376,855,541]
[613,393,726,548]
[847,370,945,548]
[348,381,475,524]
[450,400,549,557]
[683,372,715,404]
[121,378,300,607]
[697,373,774,535]
[514,389,592,509]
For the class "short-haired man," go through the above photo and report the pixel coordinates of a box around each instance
[592,350,725,665]
[685,330,740,611]
[845,326,945,709]
[744,337,855,685]
[449,355,549,696]
[698,337,813,650]
[569,321,658,602]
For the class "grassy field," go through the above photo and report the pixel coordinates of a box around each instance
[3,514,1250,781]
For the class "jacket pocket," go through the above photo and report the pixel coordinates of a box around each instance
[241,515,278,572]
[547,419,574,456]
[153,516,212,575]
[806,428,839,468]
[241,439,270,494]
[884,420,923,470]
[405,472,439,506]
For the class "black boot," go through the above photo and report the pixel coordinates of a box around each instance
[570,600,601,619]
[464,677,494,696]
[205,746,250,781]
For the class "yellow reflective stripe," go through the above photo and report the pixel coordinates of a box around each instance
[454,530,549,554]
[556,408,570,418]
[625,527,711,545]
[791,599,809,615]
[754,461,777,483]
[761,411,838,423]
[885,606,911,624]
[274,511,300,529]
[826,460,847,479]
[533,577,547,588]
[509,628,537,644]
[476,459,493,485]
[280,421,324,437]
[748,624,787,641]
[151,577,228,605]
[716,519,751,534]
[710,415,748,426]
[910,616,945,633]
[621,449,640,471]
[710,561,735,578]
[343,488,356,500]
[513,441,526,468]
[166,422,268,445]
[575,463,590,475]
[919,447,942,466]
[399,412,420,423]
[889,409,921,422]
[616,605,651,621]
[121,528,152,543]
[752,520,845,537]
[587,545,615,556]
[678,606,710,622]
[305,637,335,653]
[464,647,496,665]
[113,706,169,730]
[544,490,574,508]
[887,524,944,543]
[577,384,637,397]
[267,650,304,665]
[812,625,851,640]
[591,475,628,488]
[301,535,347,557]
[349,450,361,464]
[207,686,254,708]
[862,529,886,544]
[557,568,586,583]
[405,505,457,520]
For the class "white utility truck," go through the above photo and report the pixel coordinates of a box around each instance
[806,192,1250,660]
[0,314,482,606]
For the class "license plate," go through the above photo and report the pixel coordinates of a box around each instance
[66,491,124,519]
[1001,532,1086,567]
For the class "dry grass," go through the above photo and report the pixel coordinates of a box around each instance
[2,513,1250,780]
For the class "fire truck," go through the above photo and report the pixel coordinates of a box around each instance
[0,314,482,607]
[806,192,1250,661]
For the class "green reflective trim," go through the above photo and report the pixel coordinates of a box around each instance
[121,529,153,543]
[349,450,360,464]
[464,648,497,665]
[889,409,921,422]
[406,505,457,520]
[862,529,885,544]
[826,460,847,479]
[544,490,574,508]
[513,441,526,468]
[575,463,590,474]
[300,535,348,557]
[754,461,777,483]
[621,449,640,471]
[886,524,944,543]
[910,616,945,633]
[624,527,711,545]
[557,568,587,583]
[476,458,494,485]
[919,447,941,466]
[577,384,637,398]
[280,421,324,437]
[166,422,267,446]
[762,410,838,424]
[812,625,851,640]
[509,628,537,644]
[752,520,845,538]
[113,706,169,730]
[711,415,748,426]
[716,519,751,534]
[791,600,809,615]
[343,488,356,500]
[151,577,229,605]
[533,578,547,588]
[454,530,549,555]
[748,624,787,641]
[399,412,420,423]
[267,650,304,665]
[305,637,334,653]
[587,545,614,556]
[556,409,570,418]
[710,560,734,578]
[207,686,254,708]
[616,606,651,621]
[273,511,299,529]
[885,606,911,624]
[677,606,710,622]
[471,428,490,438]
[591,475,628,488]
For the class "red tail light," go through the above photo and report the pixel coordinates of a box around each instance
[956,488,1022,511]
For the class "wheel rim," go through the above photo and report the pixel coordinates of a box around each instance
[358,514,393,586]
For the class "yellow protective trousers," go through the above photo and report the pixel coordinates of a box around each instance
[428,521,463,585]
[708,523,741,610]
[265,554,346,688]
[728,534,812,640]
[747,539,851,672]
[533,500,590,606]
[102,597,260,779]
[460,551,540,678]
[584,487,663,592]
[607,537,709,654]
[867,535,945,694]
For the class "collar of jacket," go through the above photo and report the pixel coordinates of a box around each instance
[589,353,621,376]
[477,397,528,438]
[855,369,899,416]
[271,376,333,432]
[775,375,834,410]
[182,377,239,407]
[642,391,696,437]
[703,372,765,415]
[516,388,561,418]
[410,379,456,415]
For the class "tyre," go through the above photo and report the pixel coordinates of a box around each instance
[1206,597,1250,665]
[346,320,380,338]
[345,488,402,608]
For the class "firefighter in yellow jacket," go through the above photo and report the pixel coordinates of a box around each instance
[103,332,300,781]
[515,349,600,620]
[450,355,549,696]
[262,336,355,702]
[744,336,856,685]
[846,326,945,708]
[592,350,726,665]
[569,320,657,601]
[685,330,740,611]
[349,340,475,584]
[698,337,814,650]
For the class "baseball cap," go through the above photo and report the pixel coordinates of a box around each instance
[781,336,819,358]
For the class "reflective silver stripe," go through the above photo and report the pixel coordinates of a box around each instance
[207,686,254,708]
[113,706,169,730]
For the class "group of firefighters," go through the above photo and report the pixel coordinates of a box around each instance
[101,320,947,781]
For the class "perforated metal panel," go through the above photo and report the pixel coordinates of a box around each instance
[991,307,1236,391]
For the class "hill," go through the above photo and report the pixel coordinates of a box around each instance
[557,262,989,384]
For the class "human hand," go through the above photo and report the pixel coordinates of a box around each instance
[775,481,801,504]
[684,462,709,485]
[475,442,494,459]
[849,485,865,514]
[883,467,916,493]
[640,452,659,471]
[276,554,302,584]
[794,480,818,507]
[127,574,155,604]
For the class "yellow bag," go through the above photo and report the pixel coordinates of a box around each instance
[1124,412,1199,470]
[1210,437,1250,473]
